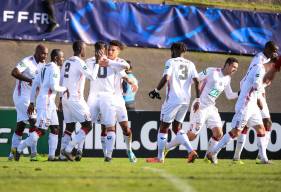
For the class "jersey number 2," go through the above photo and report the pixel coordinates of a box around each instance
[64,63,71,78]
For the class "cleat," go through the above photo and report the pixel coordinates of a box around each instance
[232,159,245,165]
[203,157,211,164]
[206,152,218,164]
[256,160,272,164]
[146,157,164,163]
[127,150,137,163]
[75,150,83,162]
[57,157,68,162]
[104,157,112,162]
[61,149,74,161]
[8,148,16,161]
[187,150,198,163]
[47,156,57,161]
[30,154,47,162]
[14,151,21,161]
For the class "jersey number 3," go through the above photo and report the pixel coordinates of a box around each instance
[179,65,188,80]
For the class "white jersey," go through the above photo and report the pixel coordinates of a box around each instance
[163,57,198,104]
[198,67,238,108]
[31,62,67,110]
[13,55,44,98]
[236,63,266,111]
[87,57,129,95]
[61,56,96,101]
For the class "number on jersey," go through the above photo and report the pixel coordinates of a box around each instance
[64,62,71,78]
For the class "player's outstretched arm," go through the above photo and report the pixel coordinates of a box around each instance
[149,75,169,100]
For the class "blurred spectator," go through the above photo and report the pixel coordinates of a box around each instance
[122,61,138,110]
[42,0,62,32]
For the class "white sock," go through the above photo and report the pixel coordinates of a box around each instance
[18,132,39,153]
[77,140,85,152]
[124,134,132,151]
[101,136,107,157]
[205,137,219,157]
[11,133,22,149]
[157,132,168,160]
[212,133,233,155]
[48,133,58,158]
[257,135,268,162]
[105,131,116,158]
[233,133,246,160]
[61,134,71,151]
[175,130,193,153]
[30,142,37,156]
[65,129,86,153]
[265,131,271,148]
[166,138,180,150]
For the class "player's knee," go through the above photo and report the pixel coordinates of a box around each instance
[49,125,59,135]
[187,131,197,141]
[81,121,92,134]
[213,129,223,140]
[264,120,272,132]
[65,122,76,133]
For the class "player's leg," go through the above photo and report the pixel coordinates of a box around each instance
[100,124,107,157]
[117,104,137,163]
[233,126,248,162]
[59,122,75,160]
[28,117,38,159]
[48,125,59,161]
[9,121,26,160]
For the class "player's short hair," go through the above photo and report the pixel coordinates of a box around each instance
[72,40,85,53]
[109,40,125,50]
[170,42,187,54]
[95,41,107,51]
[224,57,238,67]
[50,49,62,61]
[264,41,278,51]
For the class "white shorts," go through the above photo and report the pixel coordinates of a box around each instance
[160,102,189,123]
[36,107,59,130]
[99,94,117,127]
[62,99,91,123]
[115,98,128,123]
[87,95,101,123]
[189,102,222,135]
[13,93,35,123]
[260,95,270,119]
[231,103,263,130]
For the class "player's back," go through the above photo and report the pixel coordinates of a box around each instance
[36,62,59,109]
[164,57,198,104]
[61,56,86,100]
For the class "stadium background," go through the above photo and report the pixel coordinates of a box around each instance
[0,0,280,158]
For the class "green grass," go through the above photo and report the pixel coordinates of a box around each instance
[1,158,281,192]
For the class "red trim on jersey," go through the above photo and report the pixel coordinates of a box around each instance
[47,89,52,106]
[17,81,21,96]
[199,79,207,94]
[166,81,171,102]
[241,127,249,134]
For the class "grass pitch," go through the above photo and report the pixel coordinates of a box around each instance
[0,158,281,192]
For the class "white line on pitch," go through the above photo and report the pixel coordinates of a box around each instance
[144,167,196,192]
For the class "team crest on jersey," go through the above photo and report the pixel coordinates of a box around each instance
[83,66,88,70]
[165,66,169,69]
[256,74,260,77]
[53,74,58,78]
[19,62,26,67]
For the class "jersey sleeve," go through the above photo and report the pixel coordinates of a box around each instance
[198,68,211,81]
[50,66,67,93]
[15,60,29,73]
[163,60,173,76]
[108,59,130,71]
[224,79,238,100]
[80,60,95,81]
[189,63,199,79]
[30,71,41,103]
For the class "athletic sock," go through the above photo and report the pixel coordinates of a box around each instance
[65,129,86,153]
[233,133,247,160]
[212,133,233,155]
[100,136,107,157]
[18,132,39,153]
[11,133,22,149]
[48,133,58,158]
[265,131,271,148]
[257,134,268,162]
[157,132,167,160]
[61,134,71,151]
[124,134,132,151]
[175,130,193,153]
[105,131,116,158]
[205,137,219,157]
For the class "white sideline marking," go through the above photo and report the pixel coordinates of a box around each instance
[144,167,196,192]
